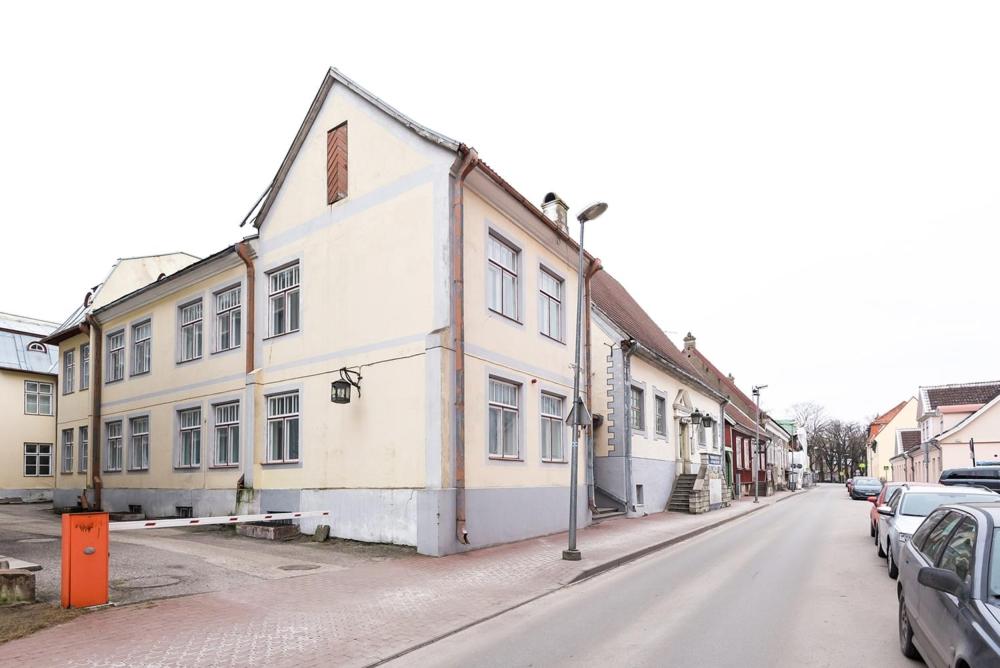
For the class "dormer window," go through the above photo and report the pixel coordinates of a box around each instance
[27,342,46,353]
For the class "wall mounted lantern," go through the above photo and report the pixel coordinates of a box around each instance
[690,409,703,424]
[701,413,714,428]
[331,368,362,404]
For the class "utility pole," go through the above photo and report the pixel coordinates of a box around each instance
[752,385,767,503]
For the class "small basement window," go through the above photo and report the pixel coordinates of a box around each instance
[176,506,193,519]
[636,484,645,506]
[128,504,142,514]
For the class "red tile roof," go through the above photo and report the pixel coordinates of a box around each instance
[899,429,921,451]
[868,400,908,443]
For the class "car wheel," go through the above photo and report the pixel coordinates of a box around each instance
[888,545,898,579]
[870,521,876,537]
[878,537,887,558]
[899,595,919,659]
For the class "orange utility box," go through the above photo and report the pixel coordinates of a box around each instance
[61,512,109,608]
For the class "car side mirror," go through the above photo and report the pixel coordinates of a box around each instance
[867,496,878,504]
[877,504,893,516]
[918,567,966,598]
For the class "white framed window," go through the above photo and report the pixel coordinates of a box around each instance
[630,386,645,431]
[23,443,52,476]
[488,378,519,459]
[178,408,201,468]
[105,421,123,472]
[106,330,125,382]
[24,381,53,415]
[78,426,89,473]
[487,234,518,320]
[80,343,90,390]
[61,429,74,473]
[63,350,75,394]
[215,286,242,352]
[540,393,565,462]
[129,416,149,470]
[131,320,151,375]
[214,402,240,466]
[266,392,300,462]
[538,268,563,341]
[655,395,668,437]
[268,264,300,337]
[27,341,46,353]
[179,301,203,362]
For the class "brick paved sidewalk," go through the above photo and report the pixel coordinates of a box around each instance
[0,489,806,667]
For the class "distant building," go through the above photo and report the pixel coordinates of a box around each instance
[0,313,59,501]
[866,397,917,481]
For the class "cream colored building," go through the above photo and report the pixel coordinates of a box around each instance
[0,313,59,501]
[49,68,592,555]
[866,397,917,482]
[589,272,727,516]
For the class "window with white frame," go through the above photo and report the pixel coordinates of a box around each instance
[179,302,203,362]
[106,330,125,382]
[488,378,519,459]
[540,393,565,462]
[132,320,151,375]
[105,421,123,472]
[80,343,90,390]
[215,286,242,352]
[487,234,518,320]
[78,426,88,473]
[538,268,563,341]
[214,402,239,466]
[24,381,53,415]
[655,395,668,437]
[178,408,201,468]
[23,443,51,476]
[630,386,645,431]
[63,350,75,394]
[61,429,74,473]
[268,265,300,337]
[266,393,300,462]
[129,416,149,470]
[27,341,46,353]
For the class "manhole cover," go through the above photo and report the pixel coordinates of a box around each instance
[116,576,181,589]
[18,538,56,543]
[278,564,320,571]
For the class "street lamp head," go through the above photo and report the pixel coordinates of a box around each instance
[577,202,608,223]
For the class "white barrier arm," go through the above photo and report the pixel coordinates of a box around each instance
[109,510,330,531]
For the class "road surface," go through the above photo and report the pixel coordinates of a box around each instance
[389,485,922,667]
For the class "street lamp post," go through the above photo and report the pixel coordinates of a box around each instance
[563,201,607,562]
[752,385,767,504]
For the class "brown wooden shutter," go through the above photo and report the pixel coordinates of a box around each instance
[327,122,348,205]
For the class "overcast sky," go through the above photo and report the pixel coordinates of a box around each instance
[3,1,997,421]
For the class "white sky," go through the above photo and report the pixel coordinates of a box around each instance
[2,1,998,421]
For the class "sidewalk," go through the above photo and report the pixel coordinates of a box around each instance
[0,489,807,667]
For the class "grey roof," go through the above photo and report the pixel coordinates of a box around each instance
[0,314,58,375]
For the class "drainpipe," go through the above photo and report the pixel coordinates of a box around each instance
[719,398,730,497]
[621,338,636,513]
[85,314,103,510]
[235,242,256,491]
[451,145,478,545]
[584,258,603,511]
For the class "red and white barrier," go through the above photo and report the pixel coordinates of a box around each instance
[109,510,330,532]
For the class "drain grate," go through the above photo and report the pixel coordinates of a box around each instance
[278,564,320,571]
[115,576,181,589]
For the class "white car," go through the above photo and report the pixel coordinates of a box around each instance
[876,484,998,579]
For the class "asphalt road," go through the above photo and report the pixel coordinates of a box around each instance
[390,485,923,668]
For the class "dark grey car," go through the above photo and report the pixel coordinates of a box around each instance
[896,502,1000,667]
[851,476,883,500]
[939,467,1000,492]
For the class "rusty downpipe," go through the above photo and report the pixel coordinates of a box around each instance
[85,314,103,510]
[584,258,603,511]
[451,145,478,545]
[235,242,256,376]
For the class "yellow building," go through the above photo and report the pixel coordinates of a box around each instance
[0,313,59,501]
[866,397,917,481]
[48,68,594,555]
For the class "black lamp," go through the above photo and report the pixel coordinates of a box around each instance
[331,368,362,404]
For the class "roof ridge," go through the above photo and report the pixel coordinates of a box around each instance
[920,380,1000,390]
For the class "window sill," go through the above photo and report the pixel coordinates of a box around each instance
[487,308,523,326]
[488,456,523,462]
[61,471,74,475]
[209,464,240,469]
[174,465,202,471]
[211,345,241,357]
[130,371,151,378]
[24,413,55,417]
[263,330,301,342]
[127,468,150,473]
[63,390,74,396]
[262,459,301,466]
[539,332,566,346]
[541,459,568,464]
[104,378,124,385]
[175,357,203,366]
[103,469,123,474]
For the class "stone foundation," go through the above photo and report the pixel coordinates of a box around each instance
[0,569,35,604]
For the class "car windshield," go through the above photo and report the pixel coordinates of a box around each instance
[900,492,994,517]
[855,478,880,486]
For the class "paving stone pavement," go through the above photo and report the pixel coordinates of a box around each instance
[0,490,804,667]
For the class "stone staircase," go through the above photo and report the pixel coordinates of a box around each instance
[667,474,699,513]
[591,505,626,522]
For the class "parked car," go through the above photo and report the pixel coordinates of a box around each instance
[896,501,1000,667]
[869,482,907,538]
[851,476,882,500]
[876,484,998,579]
[939,466,1000,492]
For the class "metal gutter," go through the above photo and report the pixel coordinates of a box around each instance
[584,259,603,512]
[85,314,103,509]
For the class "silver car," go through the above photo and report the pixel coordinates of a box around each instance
[876,484,998,579]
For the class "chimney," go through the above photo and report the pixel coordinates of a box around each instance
[541,192,569,234]
[683,332,696,351]
[727,373,735,382]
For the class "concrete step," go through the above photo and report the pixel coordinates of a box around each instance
[592,510,626,522]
